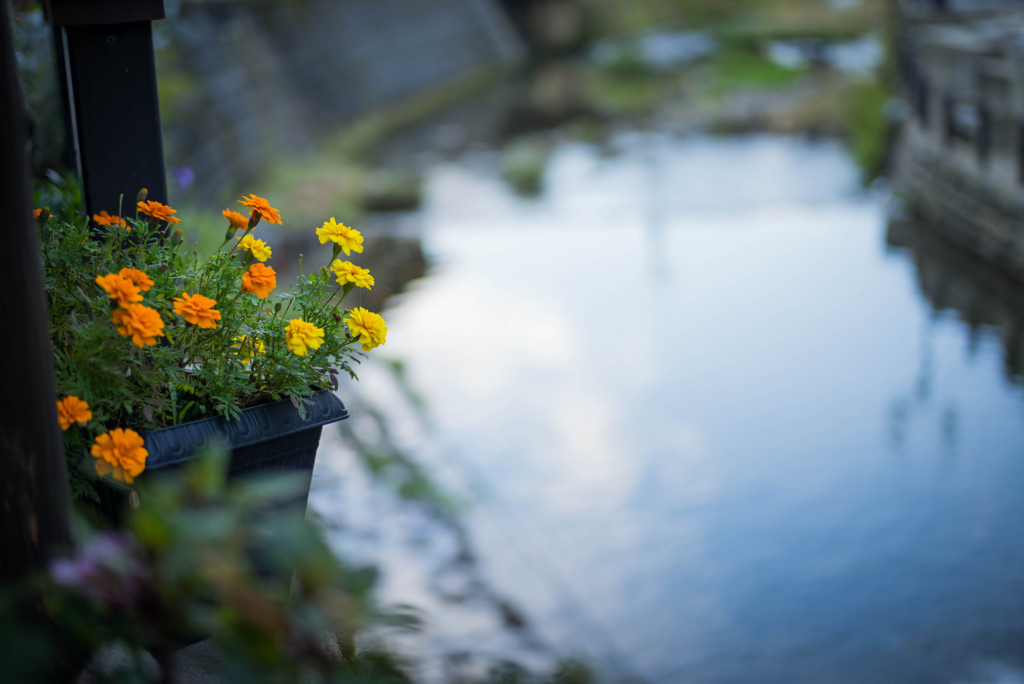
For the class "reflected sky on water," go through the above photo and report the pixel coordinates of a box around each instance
[314,133,1024,683]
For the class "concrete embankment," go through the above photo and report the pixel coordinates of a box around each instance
[159,0,524,204]
[893,5,1024,278]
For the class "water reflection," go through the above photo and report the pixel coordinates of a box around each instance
[888,211,1024,382]
[312,133,1024,683]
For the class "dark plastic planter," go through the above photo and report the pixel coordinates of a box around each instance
[144,389,347,477]
[99,390,348,520]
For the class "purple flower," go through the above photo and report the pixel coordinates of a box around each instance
[173,167,195,190]
[49,532,150,607]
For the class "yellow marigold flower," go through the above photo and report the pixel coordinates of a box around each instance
[112,304,165,347]
[222,209,249,231]
[56,396,92,430]
[173,292,221,329]
[91,428,148,484]
[241,262,277,298]
[137,200,181,225]
[238,194,282,225]
[329,259,374,290]
[232,334,265,363]
[93,210,128,228]
[285,319,325,356]
[118,267,153,292]
[95,273,143,308]
[236,234,272,262]
[316,218,363,256]
[346,307,387,351]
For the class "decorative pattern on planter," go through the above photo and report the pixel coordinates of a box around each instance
[143,389,348,471]
[98,390,348,522]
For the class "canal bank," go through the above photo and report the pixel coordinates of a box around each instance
[893,2,1024,282]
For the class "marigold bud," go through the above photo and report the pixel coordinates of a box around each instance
[136,187,148,203]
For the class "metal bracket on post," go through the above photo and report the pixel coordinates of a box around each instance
[44,0,168,218]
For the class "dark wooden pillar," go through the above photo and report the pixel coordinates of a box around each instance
[44,0,167,217]
[0,1,71,582]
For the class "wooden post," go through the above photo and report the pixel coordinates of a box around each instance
[0,1,71,582]
[44,0,167,217]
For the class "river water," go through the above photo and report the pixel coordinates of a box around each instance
[310,132,1024,683]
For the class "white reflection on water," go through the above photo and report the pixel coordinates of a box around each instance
[312,134,1024,682]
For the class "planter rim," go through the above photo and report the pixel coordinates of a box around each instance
[142,389,348,469]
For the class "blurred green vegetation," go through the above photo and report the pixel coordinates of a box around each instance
[586,0,882,39]
[501,139,551,196]
[841,77,889,181]
[573,0,892,181]
[583,68,672,116]
[705,47,803,93]
[33,170,82,217]
[1,444,413,683]
[11,5,67,175]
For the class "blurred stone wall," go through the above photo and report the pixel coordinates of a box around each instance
[893,5,1024,278]
[158,0,524,204]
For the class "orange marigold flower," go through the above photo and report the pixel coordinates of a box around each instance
[118,267,153,292]
[238,194,282,225]
[91,428,148,484]
[95,273,143,308]
[222,209,249,231]
[173,292,221,329]
[93,210,128,228]
[56,395,92,430]
[112,304,165,347]
[241,262,277,298]
[33,208,42,220]
[137,200,181,225]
